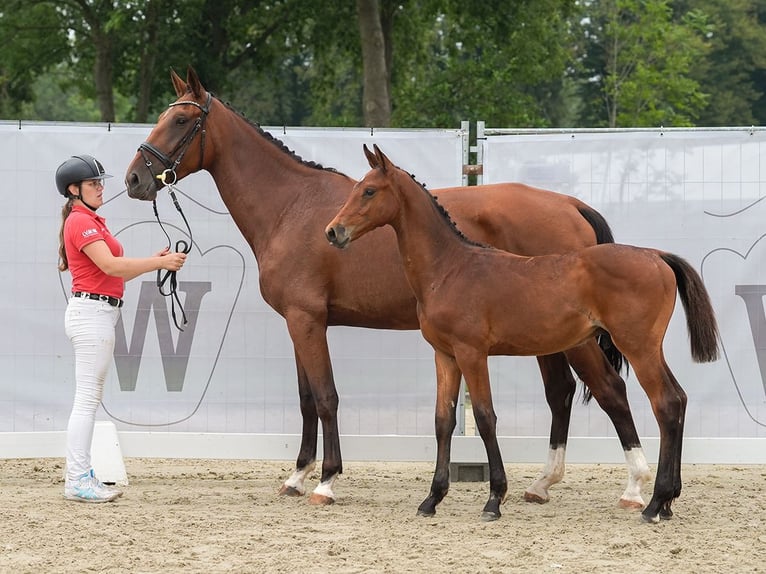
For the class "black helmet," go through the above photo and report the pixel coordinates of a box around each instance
[55,154,113,196]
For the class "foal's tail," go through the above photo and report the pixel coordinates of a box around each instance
[577,205,626,375]
[660,252,720,363]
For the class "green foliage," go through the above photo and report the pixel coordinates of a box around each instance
[2,0,766,128]
[575,0,709,127]
[0,0,69,117]
[392,0,577,127]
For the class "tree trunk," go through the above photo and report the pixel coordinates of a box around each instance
[93,30,115,122]
[135,0,162,123]
[357,0,391,127]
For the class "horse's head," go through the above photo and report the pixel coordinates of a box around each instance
[125,66,214,200]
[325,144,401,248]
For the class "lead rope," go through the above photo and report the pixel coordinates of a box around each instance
[152,169,193,331]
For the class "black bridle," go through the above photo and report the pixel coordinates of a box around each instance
[137,92,212,331]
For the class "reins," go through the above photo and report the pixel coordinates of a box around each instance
[152,173,193,331]
[137,91,212,331]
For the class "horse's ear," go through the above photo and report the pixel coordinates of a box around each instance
[186,65,204,98]
[170,68,187,98]
[373,144,391,173]
[363,144,378,169]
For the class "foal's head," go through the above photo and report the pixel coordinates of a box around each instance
[325,144,404,248]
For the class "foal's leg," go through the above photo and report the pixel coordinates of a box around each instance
[454,348,507,521]
[417,350,463,517]
[627,354,687,523]
[656,360,687,521]
[524,353,576,504]
[279,355,318,497]
[284,310,342,505]
[565,341,651,509]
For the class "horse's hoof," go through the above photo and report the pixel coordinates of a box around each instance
[308,492,335,505]
[416,508,435,518]
[480,511,501,522]
[278,484,303,497]
[640,512,660,524]
[618,498,644,511]
[523,491,549,504]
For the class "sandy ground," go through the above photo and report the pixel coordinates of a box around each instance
[0,458,764,574]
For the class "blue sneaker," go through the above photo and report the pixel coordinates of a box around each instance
[89,469,123,498]
[64,471,120,503]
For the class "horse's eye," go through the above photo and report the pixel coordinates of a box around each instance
[176,117,187,125]
[363,187,375,198]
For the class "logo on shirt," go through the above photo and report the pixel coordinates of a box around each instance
[81,228,98,238]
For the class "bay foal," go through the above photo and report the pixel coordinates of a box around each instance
[326,145,719,523]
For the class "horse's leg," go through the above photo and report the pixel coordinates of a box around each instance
[417,350,462,517]
[284,310,342,505]
[454,347,507,521]
[627,354,687,523]
[524,353,576,504]
[565,341,651,510]
[278,355,318,497]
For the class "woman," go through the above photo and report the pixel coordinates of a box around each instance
[56,154,187,503]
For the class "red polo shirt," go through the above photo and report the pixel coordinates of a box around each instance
[64,205,125,298]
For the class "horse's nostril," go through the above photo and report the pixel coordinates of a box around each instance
[326,227,337,242]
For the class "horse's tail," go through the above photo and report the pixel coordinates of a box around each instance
[577,204,615,245]
[577,205,626,376]
[660,252,720,363]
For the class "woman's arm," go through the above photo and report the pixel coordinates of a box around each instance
[82,240,186,282]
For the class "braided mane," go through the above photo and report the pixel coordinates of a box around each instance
[405,172,489,249]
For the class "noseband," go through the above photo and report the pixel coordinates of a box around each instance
[137,91,212,331]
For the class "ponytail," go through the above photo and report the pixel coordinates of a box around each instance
[58,197,74,271]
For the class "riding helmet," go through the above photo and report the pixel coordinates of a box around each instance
[55,154,113,196]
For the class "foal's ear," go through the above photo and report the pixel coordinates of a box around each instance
[363,144,378,169]
[373,144,391,173]
[170,68,187,98]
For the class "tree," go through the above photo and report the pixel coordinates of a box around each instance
[357,0,391,127]
[675,0,766,127]
[0,1,69,118]
[390,0,578,128]
[574,0,709,128]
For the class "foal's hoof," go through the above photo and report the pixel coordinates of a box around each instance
[278,484,303,497]
[308,492,335,506]
[480,510,501,522]
[523,491,549,504]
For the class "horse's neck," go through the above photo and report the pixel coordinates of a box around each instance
[207,116,339,255]
[391,178,469,295]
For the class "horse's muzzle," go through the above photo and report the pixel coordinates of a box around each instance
[125,171,160,201]
[325,224,350,249]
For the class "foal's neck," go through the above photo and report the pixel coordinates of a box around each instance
[390,174,478,293]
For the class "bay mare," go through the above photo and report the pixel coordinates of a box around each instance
[326,145,720,523]
[125,67,650,509]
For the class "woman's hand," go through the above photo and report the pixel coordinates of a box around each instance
[158,250,187,271]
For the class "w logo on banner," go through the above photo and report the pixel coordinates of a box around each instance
[98,231,246,427]
[114,281,211,392]
[702,233,766,428]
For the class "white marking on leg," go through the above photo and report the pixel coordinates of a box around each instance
[619,447,651,508]
[525,446,566,502]
[312,473,338,501]
[282,460,316,495]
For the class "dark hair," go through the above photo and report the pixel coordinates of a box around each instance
[57,189,78,271]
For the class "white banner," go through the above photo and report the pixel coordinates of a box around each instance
[481,128,766,440]
[0,121,463,437]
